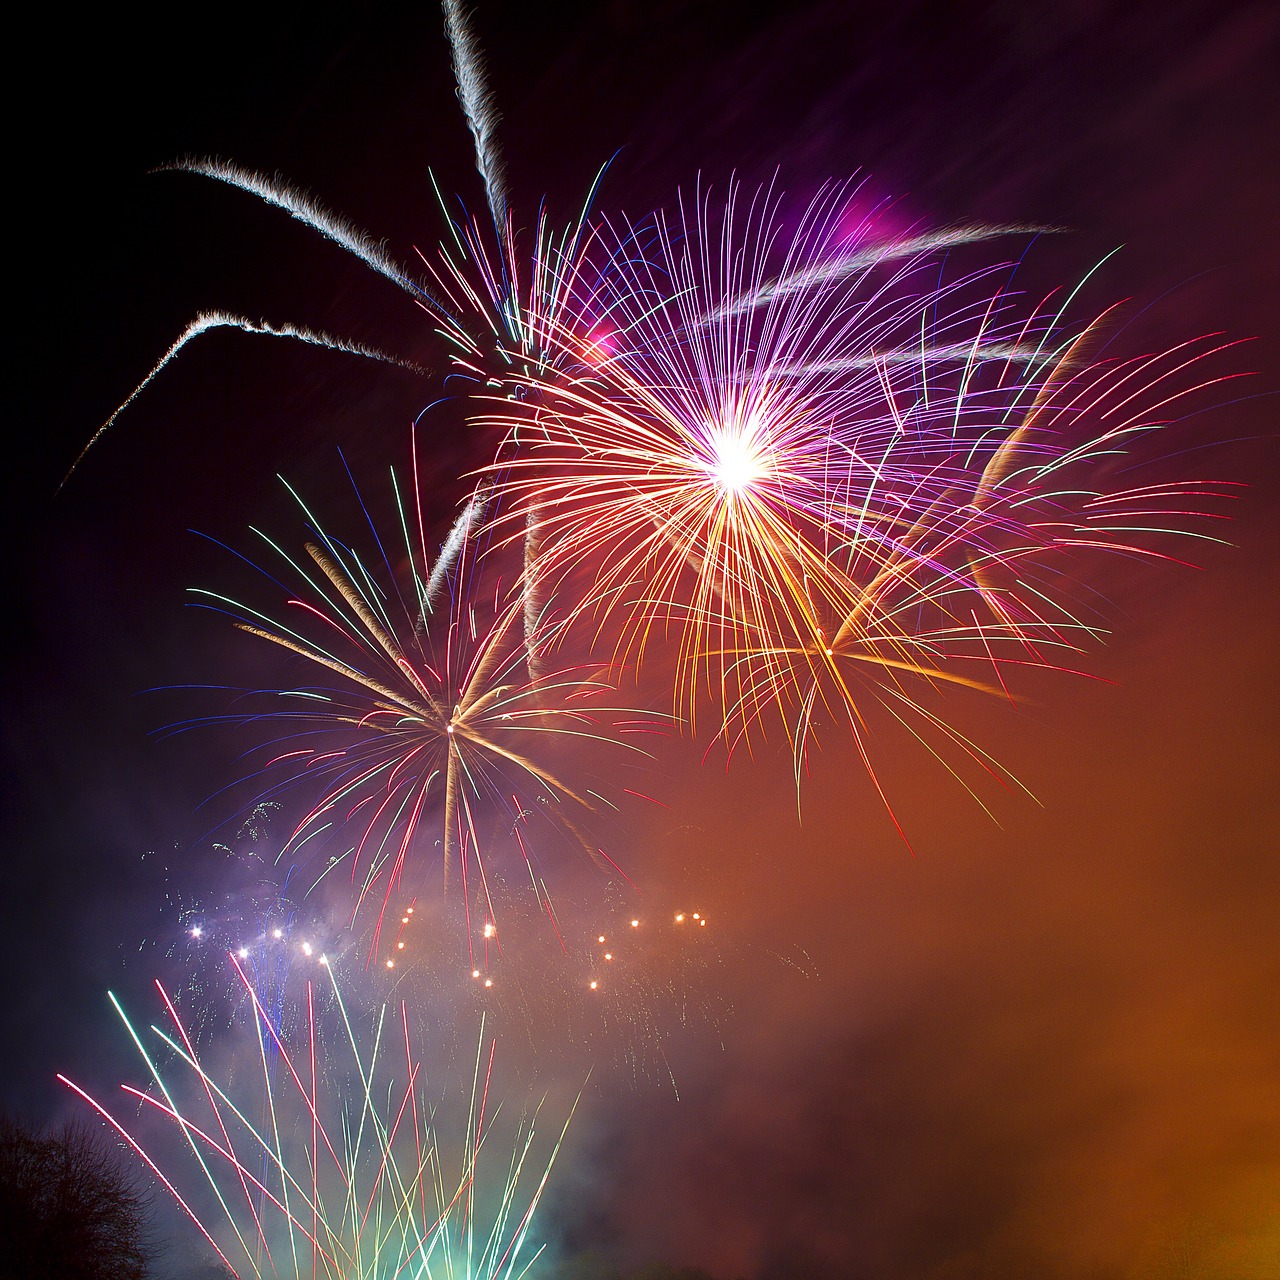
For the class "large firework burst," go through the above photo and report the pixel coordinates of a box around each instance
[461,178,1241,813]
[67,2,1242,830]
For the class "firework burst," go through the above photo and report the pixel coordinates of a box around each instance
[62,957,573,1280]
[181,456,656,967]
[459,177,1242,813]
[64,3,1243,839]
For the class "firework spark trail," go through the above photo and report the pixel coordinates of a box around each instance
[712,218,1061,318]
[62,312,423,488]
[62,956,572,1280]
[442,0,508,231]
[169,158,443,306]
[522,505,550,682]
[61,9,563,486]
[182,458,653,966]
[456,176,1239,811]
[425,486,489,616]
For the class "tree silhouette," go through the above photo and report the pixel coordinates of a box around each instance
[0,1116,151,1279]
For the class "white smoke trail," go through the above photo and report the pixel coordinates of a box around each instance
[716,222,1059,319]
[168,157,444,308]
[64,311,422,486]
[442,0,508,231]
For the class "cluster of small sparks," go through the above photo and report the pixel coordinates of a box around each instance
[142,801,724,1091]
[60,0,1246,1272]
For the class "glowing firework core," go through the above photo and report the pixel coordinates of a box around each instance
[707,413,770,496]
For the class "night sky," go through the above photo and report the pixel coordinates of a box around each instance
[6,3,1279,1277]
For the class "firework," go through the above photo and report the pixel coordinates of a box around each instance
[63,0,1241,835]
[378,877,729,1093]
[132,813,362,1056]
[62,956,572,1280]
[180,457,655,966]
[64,2,604,495]
[460,178,1241,809]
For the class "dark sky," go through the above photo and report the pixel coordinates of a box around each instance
[6,2,1279,1278]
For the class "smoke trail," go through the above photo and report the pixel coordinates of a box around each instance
[717,222,1059,319]
[63,312,422,486]
[442,0,508,231]
[169,158,449,311]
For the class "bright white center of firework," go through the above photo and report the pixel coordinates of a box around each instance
[707,420,768,495]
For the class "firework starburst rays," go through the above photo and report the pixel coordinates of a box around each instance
[189,463,650,965]
[44,12,1258,1280]
[455,176,1239,815]
[462,182,1056,727]
[63,958,573,1280]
